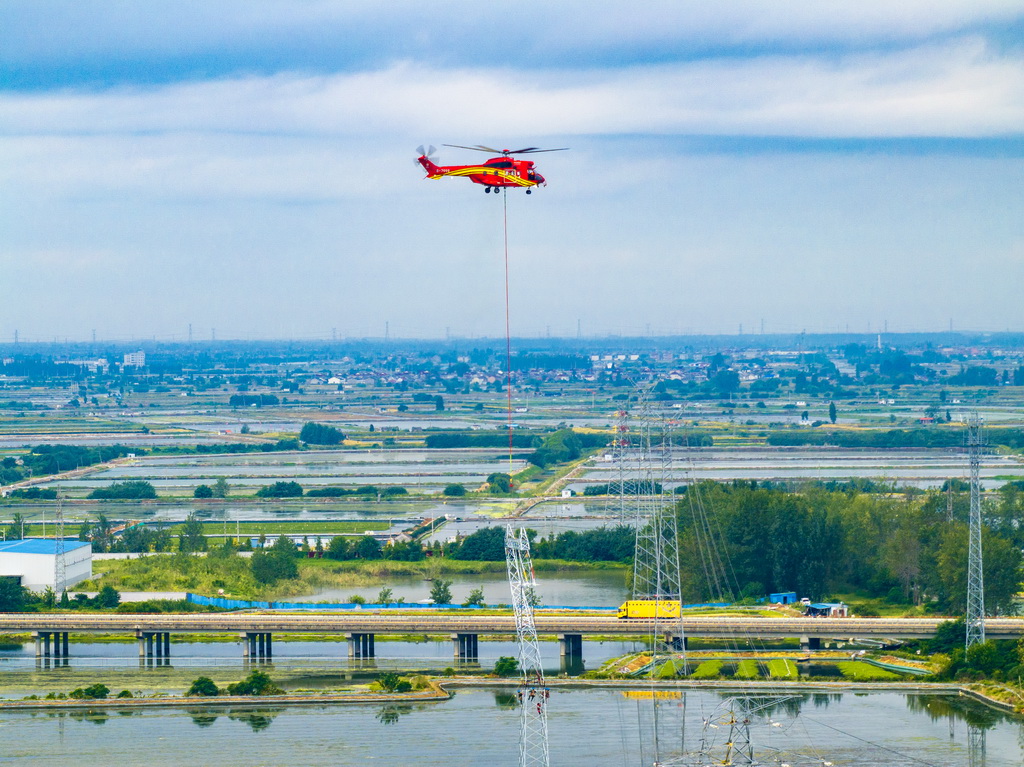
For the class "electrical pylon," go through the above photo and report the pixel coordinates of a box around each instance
[631,388,683,605]
[54,492,67,596]
[505,526,550,767]
[966,413,985,650]
[614,406,630,524]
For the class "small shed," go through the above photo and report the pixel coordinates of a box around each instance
[807,602,848,618]
[769,591,798,605]
[0,538,92,591]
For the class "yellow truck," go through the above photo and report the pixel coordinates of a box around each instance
[617,600,682,619]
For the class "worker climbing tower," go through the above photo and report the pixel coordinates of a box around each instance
[965,413,985,650]
[505,526,550,767]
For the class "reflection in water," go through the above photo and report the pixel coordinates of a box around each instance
[907,694,1006,729]
[375,704,413,726]
[68,709,109,726]
[227,708,279,733]
[494,691,519,709]
[187,709,219,728]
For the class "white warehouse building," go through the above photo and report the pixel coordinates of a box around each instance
[0,539,92,591]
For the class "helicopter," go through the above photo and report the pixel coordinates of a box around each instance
[416,144,568,194]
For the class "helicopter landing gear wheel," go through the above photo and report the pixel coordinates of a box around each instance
[526,189,532,195]
[485,186,491,193]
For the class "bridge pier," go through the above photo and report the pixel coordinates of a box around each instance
[663,633,687,652]
[32,631,70,658]
[558,633,583,660]
[452,633,479,661]
[346,632,374,659]
[137,631,171,658]
[800,636,822,652]
[241,632,273,659]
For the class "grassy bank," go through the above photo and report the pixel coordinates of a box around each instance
[78,554,626,601]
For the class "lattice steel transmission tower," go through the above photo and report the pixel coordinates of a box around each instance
[613,406,631,524]
[966,413,985,650]
[54,492,67,596]
[505,526,550,767]
[631,389,682,605]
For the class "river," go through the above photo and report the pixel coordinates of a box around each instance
[1,688,1020,765]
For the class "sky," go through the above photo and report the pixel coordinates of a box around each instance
[2,1,1023,342]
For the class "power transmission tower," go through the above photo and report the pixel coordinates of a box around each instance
[54,493,67,596]
[613,406,630,524]
[631,388,682,605]
[505,526,550,767]
[966,413,985,650]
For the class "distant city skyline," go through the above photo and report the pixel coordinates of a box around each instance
[2,2,1022,340]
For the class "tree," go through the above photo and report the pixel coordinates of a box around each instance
[443,483,467,497]
[178,512,208,552]
[212,478,230,498]
[227,669,282,696]
[377,587,394,605]
[487,472,512,494]
[0,577,25,611]
[256,481,303,498]
[299,422,346,445]
[462,587,486,607]
[4,512,25,541]
[194,484,213,499]
[251,547,298,584]
[187,676,221,696]
[494,656,519,677]
[96,585,121,608]
[88,480,157,500]
[355,536,383,560]
[429,579,453,605]
[434,395,445,412]
[452,527,506,561]
[829,401,837,424]
[326,536,350,560]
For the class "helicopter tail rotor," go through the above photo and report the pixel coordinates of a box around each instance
[415,145,440,168]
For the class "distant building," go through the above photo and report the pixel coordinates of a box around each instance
[769,591,798,605]
[67,358,109,374]
[0,538,92,591]
[123,350,146,368]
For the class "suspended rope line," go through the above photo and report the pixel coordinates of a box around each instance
[503,188,514,474]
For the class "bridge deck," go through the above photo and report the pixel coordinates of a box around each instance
[1,613,1022,640]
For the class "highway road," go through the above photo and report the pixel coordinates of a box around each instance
[2,613,1022,641]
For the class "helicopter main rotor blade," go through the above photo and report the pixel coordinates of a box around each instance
[506,147,540,154]
[515,147,570,154]
[443,143,499,153]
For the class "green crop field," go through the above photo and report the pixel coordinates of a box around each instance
[767,659,798,679]
[835,661,905,681]
[735,659,761,679]
[689,660,723,679]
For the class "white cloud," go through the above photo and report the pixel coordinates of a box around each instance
[1,39,1020,145]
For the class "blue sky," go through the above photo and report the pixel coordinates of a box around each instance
[2,2,1023,341]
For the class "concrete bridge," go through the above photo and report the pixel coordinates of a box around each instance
[3,613,1021,662]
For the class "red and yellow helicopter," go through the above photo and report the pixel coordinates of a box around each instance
[416,144,568,194]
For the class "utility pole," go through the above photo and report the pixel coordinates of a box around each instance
[966,413,985,650]
[188,324,193,343]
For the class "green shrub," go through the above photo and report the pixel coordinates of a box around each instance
[494,656,519,677]
[226,669,282,696]
[186,676,221,696]
[116,690,134,698]
[69,683,110,699]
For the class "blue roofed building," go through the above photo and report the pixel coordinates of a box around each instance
[0,538,92,592]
